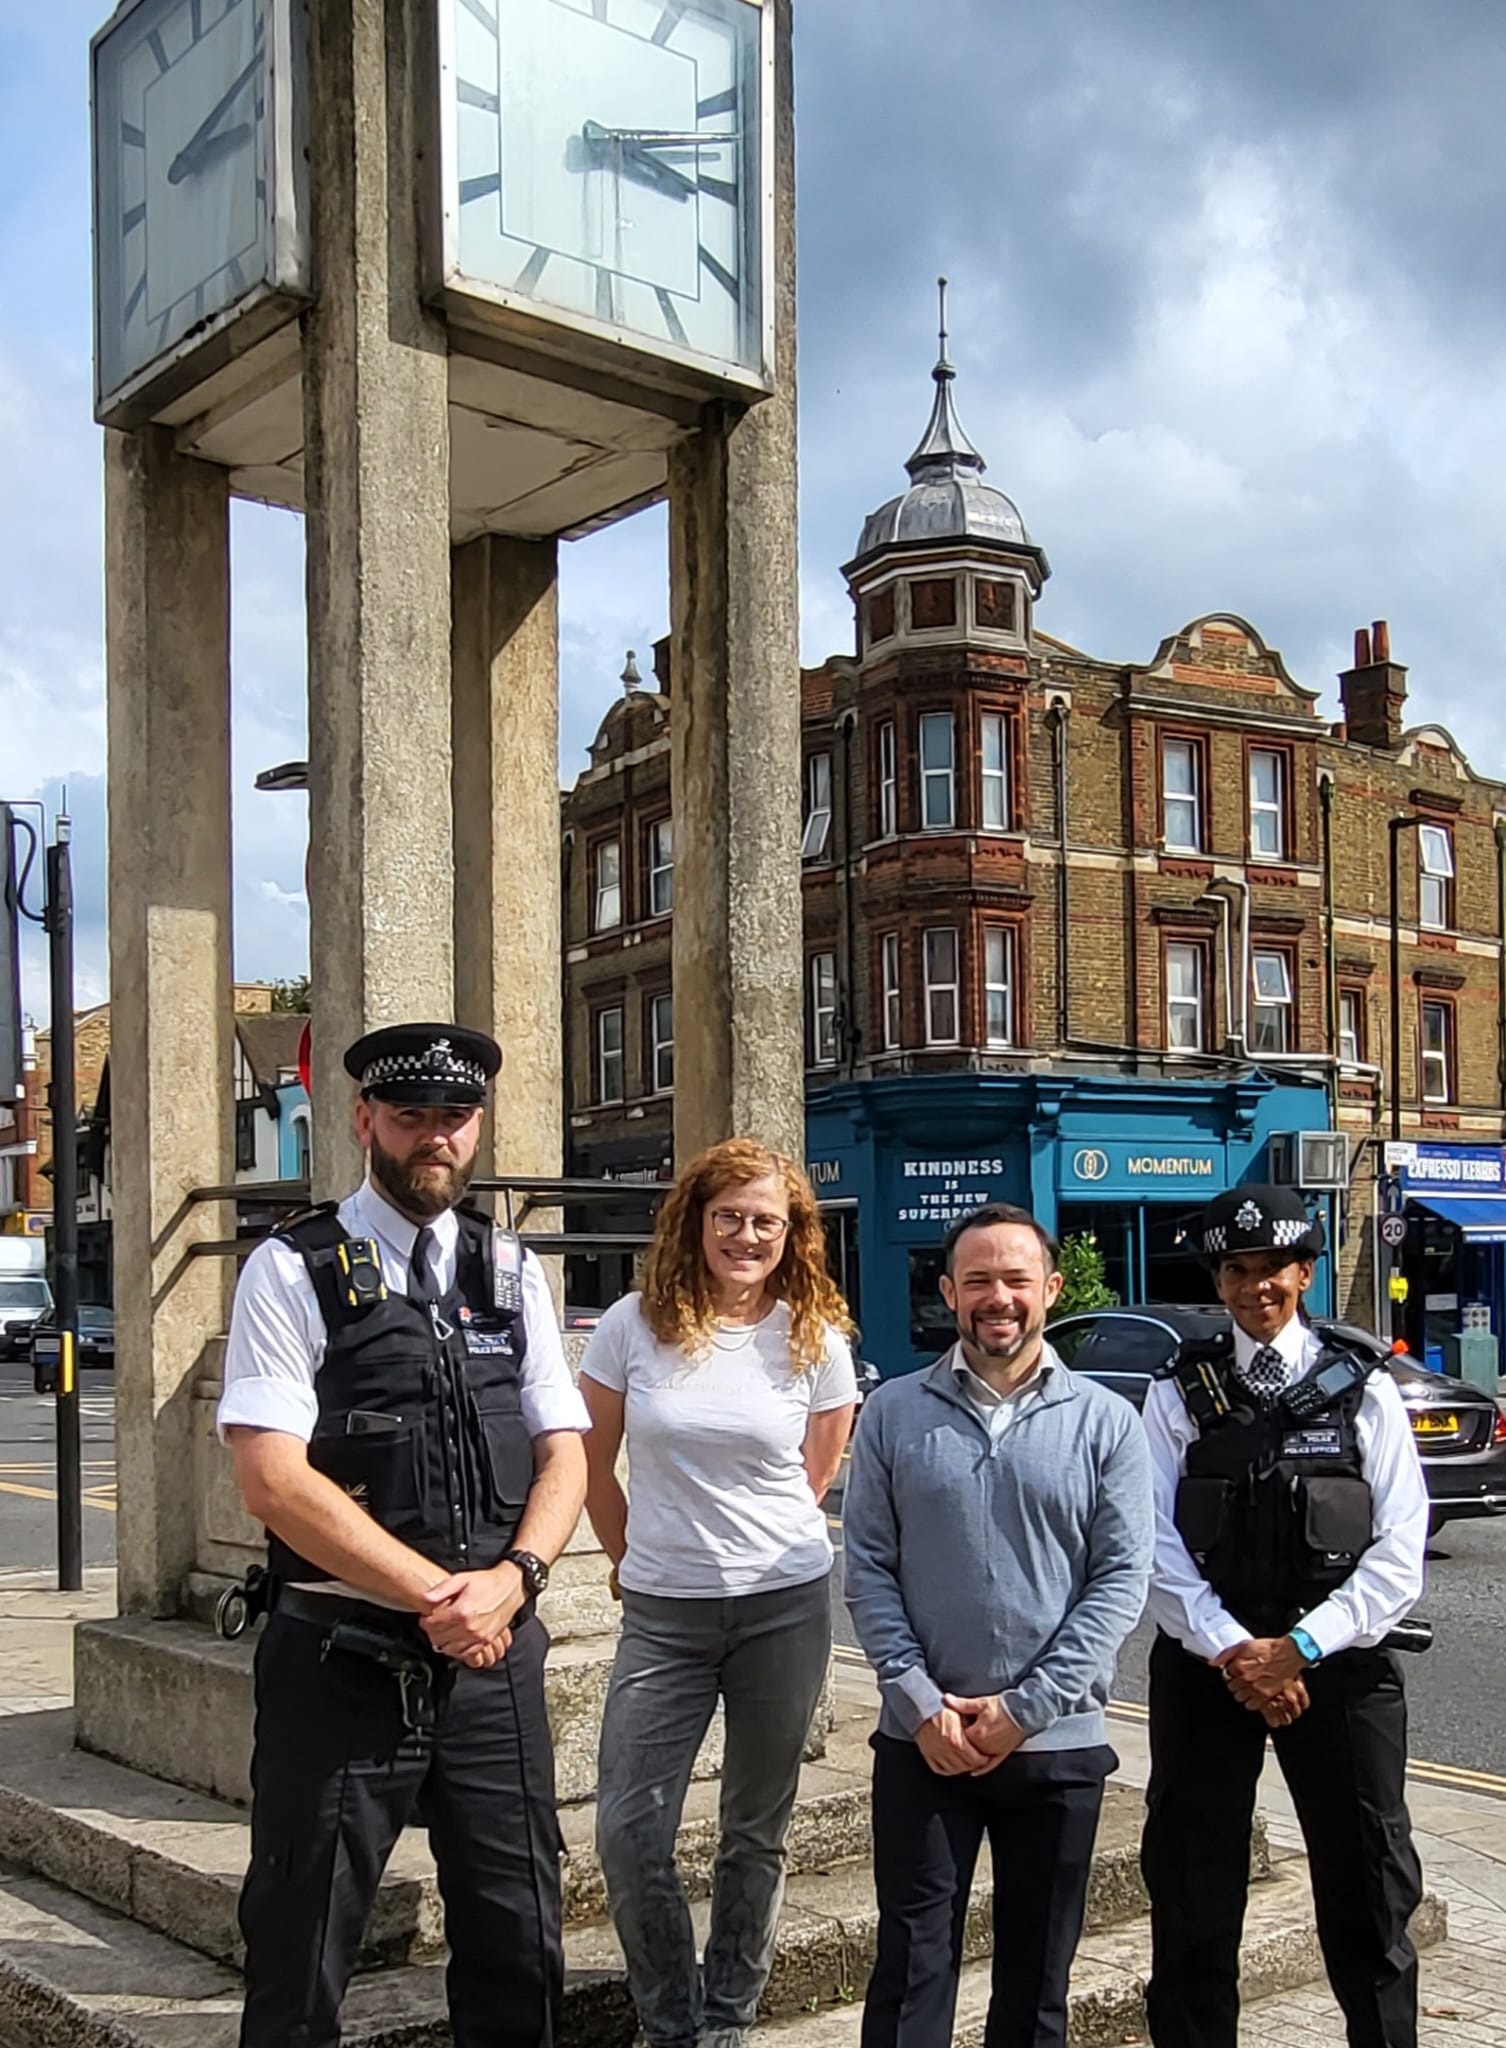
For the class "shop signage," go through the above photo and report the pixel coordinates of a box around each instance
[1057,1142,1223,1194]
[894,1155,1009,1225]
[1384,1142,1506,1191]
[806,1159,844,1188]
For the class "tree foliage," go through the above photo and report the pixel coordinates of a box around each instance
[1054,1232,1119,1319]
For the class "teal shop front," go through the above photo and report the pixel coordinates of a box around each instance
[805,1073,1335,1379]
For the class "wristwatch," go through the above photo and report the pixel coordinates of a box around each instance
[1288,1626,1323,1666]
[503,1548,550,1599]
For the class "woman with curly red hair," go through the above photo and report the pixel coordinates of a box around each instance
[581,1137,857,2048]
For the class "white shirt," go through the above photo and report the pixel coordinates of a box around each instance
[1143,1313,1428,1660]
[580,1292,857,1597]
[949,1343,1053,1442]
[217,1179,591,1444]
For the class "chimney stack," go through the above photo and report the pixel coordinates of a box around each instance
[1338,618,1406,750]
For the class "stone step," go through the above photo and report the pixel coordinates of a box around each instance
[0,1705,1258,1982]
[0,1702,875,1970]
[71,1613,834,1809]
[0,1848,1446,2048]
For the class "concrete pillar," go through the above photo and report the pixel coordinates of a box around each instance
[451,534,564,1196]
[668,0,802,1163]
[105,427,233,1617]
[303,0,454,1198]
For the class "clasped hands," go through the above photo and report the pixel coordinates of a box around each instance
[1213,1635,1309,1728]
[917,1693,1028,1777]
[417,1561,527,1670]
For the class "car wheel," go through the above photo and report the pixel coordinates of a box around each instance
[1427,1508,1448,1540]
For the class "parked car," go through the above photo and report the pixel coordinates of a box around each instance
[0,1276,53,1360]
[28,1304,116,1374]
[562,1305,603,1332]
[1048,1304,1506,1533]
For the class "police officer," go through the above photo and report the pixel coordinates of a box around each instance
[1139,1183,1428,2048]
[217,1023,590,2048]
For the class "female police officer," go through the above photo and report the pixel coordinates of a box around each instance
[1139,1182,1428,2048]
[217,1023,589,2048]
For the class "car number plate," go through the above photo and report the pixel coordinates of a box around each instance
[1411,1410,1459,1436]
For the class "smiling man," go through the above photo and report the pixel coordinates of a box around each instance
[217,1022,589,2048]
[1140,1182,1428,2048]
[843,1202,1153,2048]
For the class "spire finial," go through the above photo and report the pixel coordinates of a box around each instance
[621,649,641,692]
[937,275,949,366]
[904,277,984,482]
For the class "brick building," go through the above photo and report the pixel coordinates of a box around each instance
[562,323,1506,1373]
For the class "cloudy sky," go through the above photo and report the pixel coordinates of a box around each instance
[4,0,1505,1020]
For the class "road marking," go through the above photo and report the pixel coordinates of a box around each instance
[0,1479,117,1514]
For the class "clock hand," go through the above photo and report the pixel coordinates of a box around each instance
[167,52,259,185]
[581,122,696,201]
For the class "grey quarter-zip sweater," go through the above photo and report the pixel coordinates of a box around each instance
[842,1342,1154,1750]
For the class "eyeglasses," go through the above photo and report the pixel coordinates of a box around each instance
[709,1209,790,1243]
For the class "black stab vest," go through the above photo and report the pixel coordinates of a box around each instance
[1170,1335,1376,1637]
[266,1202,535,1585]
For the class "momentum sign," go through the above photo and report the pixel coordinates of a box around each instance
[1059,1142,1223,1195]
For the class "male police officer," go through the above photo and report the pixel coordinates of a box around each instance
[1140,1183,1428,2048]
[217,1023,590,2048]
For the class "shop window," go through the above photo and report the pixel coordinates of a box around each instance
[974,579,1017,632]
[923,927,960,1045]
[866,587,895,646]
[1165,941,1206,1051]
[919,712,955,829]
[876,719,897,837]
[807,953,837,1067]
[1421,1000,1452,1103]
[1249,748,1285,861]
[1419,825,1454,931]
[908,1248,955,1354]
[595,1006,625,1104]
[292,1112,312,1184]
[1161,737,1202,854]
[984,927,1016,1047]
[1251,950,1294,1053]
[910,577,957,630]
[1339,987,1365,1067]
[592,839,622,933]
[645,817,673,917]
[881,931,901,1050]
[801,752,833,860]
[980,713,1010,831]
[647,992,673,1094]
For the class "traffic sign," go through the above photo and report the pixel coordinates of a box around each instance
[1380,1213,1409,1250]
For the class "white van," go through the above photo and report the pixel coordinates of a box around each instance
[0,1240,52,1361]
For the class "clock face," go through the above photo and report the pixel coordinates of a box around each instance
[442,0,769,385]
[94,0,272,409]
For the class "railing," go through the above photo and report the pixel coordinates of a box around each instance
[182,1173,666,1260]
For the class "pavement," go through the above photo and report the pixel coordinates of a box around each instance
[1,1571,1504,2042]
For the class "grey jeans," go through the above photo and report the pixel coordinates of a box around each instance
[595,1572,833,2048]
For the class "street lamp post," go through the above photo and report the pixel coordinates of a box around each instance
[1387,814,1425,1344]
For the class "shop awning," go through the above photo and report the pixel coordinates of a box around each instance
[1409,1195,1506,1244]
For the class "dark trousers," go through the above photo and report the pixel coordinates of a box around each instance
[1141,1633,1422,2048]
[862,1732,1116,2048]
[238,1608,563,2048]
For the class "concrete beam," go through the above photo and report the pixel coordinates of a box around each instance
[104,427,233,1617]
[668,0,802,1163]
[303,0,455,1196]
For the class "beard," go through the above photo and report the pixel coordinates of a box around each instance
[960,1303,1044,1368]
[368,1130,474,1220]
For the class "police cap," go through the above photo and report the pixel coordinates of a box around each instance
[343,1023,501,1107]
[1197,1182,1324,1265]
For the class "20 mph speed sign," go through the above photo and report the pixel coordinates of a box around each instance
[1380,1214,1408,1249]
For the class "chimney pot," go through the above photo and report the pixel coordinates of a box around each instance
[1372,619,1391,663]
[1354,627,1372,667]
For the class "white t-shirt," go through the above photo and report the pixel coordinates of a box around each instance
[580,1292,857,1597]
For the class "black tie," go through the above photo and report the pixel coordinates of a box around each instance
[409,1226,440,1307]
[1238,1343,1287,1409]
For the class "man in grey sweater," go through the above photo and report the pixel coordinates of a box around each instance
[843,1202,1154,2048]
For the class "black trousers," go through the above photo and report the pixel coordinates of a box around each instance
[1141,1633,1422,2048]
[238,1608,563,2048]
[862,1732,1116,2048]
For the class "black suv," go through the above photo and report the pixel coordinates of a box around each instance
[1048,1304,1506,1533]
